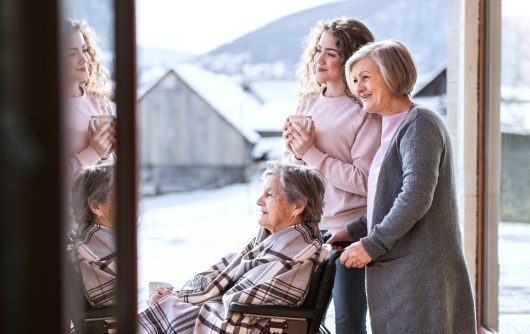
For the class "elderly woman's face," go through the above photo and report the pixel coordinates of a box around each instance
[256,175,299,233]
[350,57,394,115]
[89,189,116,229]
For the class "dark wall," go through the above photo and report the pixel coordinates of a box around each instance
[0,0,63,332]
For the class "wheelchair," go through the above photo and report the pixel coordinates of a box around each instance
[230,250,342,334]
[65,261,117,334]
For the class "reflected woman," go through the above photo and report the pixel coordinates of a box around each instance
[68,163,117,308]
[63,19,116,177]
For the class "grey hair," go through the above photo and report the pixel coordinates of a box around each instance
[71,163,114,227]
[262,161,325,225]
[345,39,417,97]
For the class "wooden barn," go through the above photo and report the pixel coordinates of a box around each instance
[137,65,261,194]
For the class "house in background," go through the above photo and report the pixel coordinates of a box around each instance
[137,65,261,195]
[499,87,530,223]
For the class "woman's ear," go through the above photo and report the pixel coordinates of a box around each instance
[293,198,308,218]
[88,197,103,218]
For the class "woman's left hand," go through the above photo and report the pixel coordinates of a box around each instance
[147,286,173,306]
[288,120,316,158]
[340,241,372,269]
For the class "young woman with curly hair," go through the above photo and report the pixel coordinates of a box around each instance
[63,19,115,176]
[282,18,381,334]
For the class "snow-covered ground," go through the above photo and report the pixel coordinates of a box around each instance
[138,179,530,333]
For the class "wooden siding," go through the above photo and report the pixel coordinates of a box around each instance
[138,73,253,167]
[138,72,255,193]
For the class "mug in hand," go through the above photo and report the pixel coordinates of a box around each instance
[148,281,174,294]
[288,115,312,133]
[90,115,116,133]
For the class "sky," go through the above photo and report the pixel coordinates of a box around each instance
[135,0,342,54]
[136,0,530,55]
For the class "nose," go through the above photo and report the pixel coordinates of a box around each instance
[315,52,324,65]
[256,194,264,206]
[355,81,364,96]
[79,51,88,64]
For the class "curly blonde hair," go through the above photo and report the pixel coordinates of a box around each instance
[296,18,374,107]
[64,19,113,107]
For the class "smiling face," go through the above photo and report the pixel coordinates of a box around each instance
[256,175,301,234]
[349,57,395,115]
[314,31,343,86]
[65,31,90,86]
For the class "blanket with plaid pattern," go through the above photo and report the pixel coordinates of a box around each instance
[68,224,117,308]
[138,222,328,334]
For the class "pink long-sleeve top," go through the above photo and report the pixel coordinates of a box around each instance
[286,91,381,230]
[64,90,114,176]
[366,109,409,231]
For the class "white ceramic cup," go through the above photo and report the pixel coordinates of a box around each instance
[90,115,116,133]
[288,115,312,133]
[148,281,174,294]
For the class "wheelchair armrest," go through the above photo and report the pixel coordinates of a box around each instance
[229,302,316,319]
[85,305,118,320]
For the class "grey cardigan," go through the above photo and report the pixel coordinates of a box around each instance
[347,105,477,333]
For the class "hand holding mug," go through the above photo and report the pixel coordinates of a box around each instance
[287,116,315,159]
[90,115,116,133]
[88,115,116,159]
[147,281,174,306]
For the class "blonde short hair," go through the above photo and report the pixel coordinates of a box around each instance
[345,39,417,97]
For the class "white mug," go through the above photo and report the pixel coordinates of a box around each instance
[148,281,174,294]
[90,115,116,133]
[288,115,312,133]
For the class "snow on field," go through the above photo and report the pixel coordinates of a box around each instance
[138,180,530,332]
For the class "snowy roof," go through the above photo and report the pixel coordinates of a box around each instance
[137,66,169,99]
[249,80,299,104]
[413,95,447,115]
[412,60,446,97]
[173,64,261,143]
[501,101,530,135]
[137,64,262,143]
[251,136,284,161]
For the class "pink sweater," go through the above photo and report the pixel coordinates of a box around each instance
[286,92,381,230]
[64,90,113,176]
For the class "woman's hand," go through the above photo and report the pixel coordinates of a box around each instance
[282,118,297,157]
[87,122,115,159]
[147,286,173,306]
[340,241,372,268]
[287,120,315,159]
[325,228,353,250]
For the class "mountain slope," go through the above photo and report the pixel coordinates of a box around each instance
[205,0,447,78]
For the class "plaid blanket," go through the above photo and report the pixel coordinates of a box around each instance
[68,224,117,308]
[138,222,328,334]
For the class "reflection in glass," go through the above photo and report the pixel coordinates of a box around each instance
[62,2,118,331]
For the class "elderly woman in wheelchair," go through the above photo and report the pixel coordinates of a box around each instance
[68,163,117,309]
[138,161,330,334]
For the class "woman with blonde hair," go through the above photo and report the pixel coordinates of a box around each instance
[282,17,381,334]
[328,39,477,333]
[63,19,115,176]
